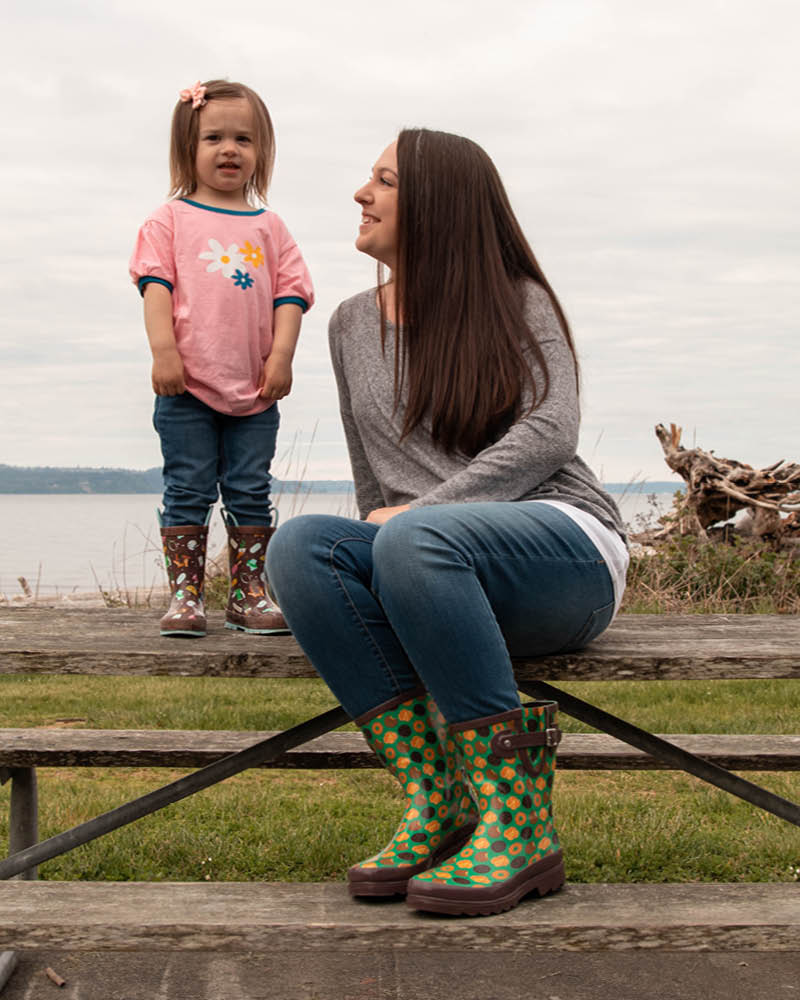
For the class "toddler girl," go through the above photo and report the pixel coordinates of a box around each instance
[130,79,313,637]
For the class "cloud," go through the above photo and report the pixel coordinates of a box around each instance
[1,0,797,482]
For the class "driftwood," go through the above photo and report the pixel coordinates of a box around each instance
[639,424,800,545]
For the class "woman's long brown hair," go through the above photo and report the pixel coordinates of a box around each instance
[381,128,578,457]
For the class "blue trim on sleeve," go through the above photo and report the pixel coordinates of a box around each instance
[138,276,174,297]
[273,296,309,313]
[181,198,266,216]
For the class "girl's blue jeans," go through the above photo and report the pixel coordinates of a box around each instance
[266,502,616,724]
[153,391,279,526]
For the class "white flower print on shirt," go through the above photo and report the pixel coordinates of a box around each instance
[198,239,244,278]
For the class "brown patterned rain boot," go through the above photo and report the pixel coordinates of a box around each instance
[348,688,479,897]
[159,519,208,638]
[405,700,565,916]
[224,513,290,635]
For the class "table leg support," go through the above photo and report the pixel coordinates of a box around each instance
[0,706,350,881]
[519,680,800,828]
[8,767,38,880]
[0,951,19,994]
[1,766,38,994]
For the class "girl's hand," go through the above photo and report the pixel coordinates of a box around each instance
[152,350,185,396]
[259,354,293,399]
[366,504,410,525]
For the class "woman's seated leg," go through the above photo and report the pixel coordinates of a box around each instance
[266,514,420,717]
[370,501,615,723]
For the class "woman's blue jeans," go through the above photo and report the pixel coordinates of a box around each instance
[153,391,279,526]
[266,502,615,724]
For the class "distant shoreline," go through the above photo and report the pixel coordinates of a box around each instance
[0,464,683,496]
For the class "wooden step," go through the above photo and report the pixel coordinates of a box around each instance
[1,729,798,771]
[0,882,797,952]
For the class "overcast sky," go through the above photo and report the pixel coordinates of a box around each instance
[1,0,797,483]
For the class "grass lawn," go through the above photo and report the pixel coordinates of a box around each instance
[1,674,798,884]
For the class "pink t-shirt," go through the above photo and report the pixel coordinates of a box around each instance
[129,199,314,416]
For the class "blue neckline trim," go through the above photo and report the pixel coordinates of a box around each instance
[181,198,266,216]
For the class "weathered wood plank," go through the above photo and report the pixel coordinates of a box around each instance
[0,882,797,952]
[1,729,798,771]
[1,609,799,680]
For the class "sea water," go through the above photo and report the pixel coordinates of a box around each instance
[0,487,674,599]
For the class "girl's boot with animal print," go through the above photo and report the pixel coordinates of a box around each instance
[348,688,478,897]
[405,700,564,916]
[224,513,289,634]
[158,517,209,638]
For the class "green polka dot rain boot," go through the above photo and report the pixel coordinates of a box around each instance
[405,700,565,916]
[349,687,479,897]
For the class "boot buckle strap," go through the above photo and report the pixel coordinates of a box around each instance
[490,727,562,755]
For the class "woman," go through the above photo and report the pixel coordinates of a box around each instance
[267,129,628,917]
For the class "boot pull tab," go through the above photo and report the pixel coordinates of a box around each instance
[490,727,562,757]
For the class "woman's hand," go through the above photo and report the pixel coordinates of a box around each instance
[366,504,410,525]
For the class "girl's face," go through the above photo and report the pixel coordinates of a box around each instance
[193,98,258,207]
[354,142,399,268]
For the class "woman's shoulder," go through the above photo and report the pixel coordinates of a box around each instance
[520,279,563,342]
[520,278,554,313]
[329,287,378,331]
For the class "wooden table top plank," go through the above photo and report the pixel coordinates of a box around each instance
[1,609,799,680]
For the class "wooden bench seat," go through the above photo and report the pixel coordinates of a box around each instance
[0,607,798,976]
[1,727,799,771]
[0,881,797,953]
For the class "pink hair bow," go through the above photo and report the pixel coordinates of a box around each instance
[179,81,207,109]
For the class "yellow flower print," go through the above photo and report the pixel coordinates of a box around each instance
[239,241,264,268]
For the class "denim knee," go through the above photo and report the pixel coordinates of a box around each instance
[372,509,467,593]
[373,509,427,562]
[266,515,320,590]
[266,514,419,715]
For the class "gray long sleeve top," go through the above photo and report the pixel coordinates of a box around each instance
[328,282,626,541]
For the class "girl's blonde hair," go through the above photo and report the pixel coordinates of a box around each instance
[168,79,275,204]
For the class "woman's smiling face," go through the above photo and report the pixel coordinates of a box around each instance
[353,141,398,268]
